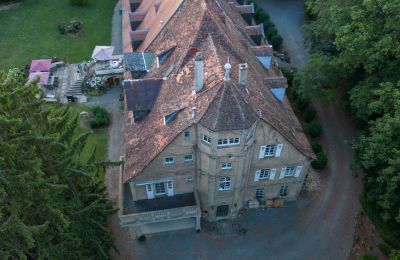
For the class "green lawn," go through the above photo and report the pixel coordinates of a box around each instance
[70,104,108,164]
[0,0,115,69]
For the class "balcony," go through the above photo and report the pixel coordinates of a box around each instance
[118,165,201,229]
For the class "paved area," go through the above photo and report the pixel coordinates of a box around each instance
[111,0,123,55]
[102,0,362,259]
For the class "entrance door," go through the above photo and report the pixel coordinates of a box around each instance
[216,205,229,217]
[167,181,174,196]
[146,184,154,199]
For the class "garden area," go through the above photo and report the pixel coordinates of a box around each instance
[0,0,115,69]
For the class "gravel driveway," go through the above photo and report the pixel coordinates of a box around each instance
[103,1,362,259]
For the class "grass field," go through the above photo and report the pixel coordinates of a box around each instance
[0,0,115,69]
[70,104,108,164]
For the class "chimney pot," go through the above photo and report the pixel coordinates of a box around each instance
[194,52,204,92]
[239,63,248,86]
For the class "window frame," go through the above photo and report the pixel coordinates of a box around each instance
[218,176,232,191]
[217,137,240,147]
[221,162,233,170]
[202,134,212,144]
[264,144,276,157]
[285,166,296,177]
[164,156,175,165]
[183,130,191,140]
[154,182,166,195]
[279,185,288,196]
[259,169,271,180]
[184,154,194,162]
[255,188,264,199]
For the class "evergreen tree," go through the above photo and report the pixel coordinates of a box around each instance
[0,69,116,259]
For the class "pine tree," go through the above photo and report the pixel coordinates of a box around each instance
[0,69,116,259]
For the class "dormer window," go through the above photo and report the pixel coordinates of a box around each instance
[157,46,176,67]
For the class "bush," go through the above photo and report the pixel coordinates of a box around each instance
[137,235,146,242]
[311,152,328,170]
[271,34,283,49]
[295,96,311,110]
[378,243,392,256]
[69,0,88,6]
[255,8,269,22]
[311,141,322,153]
[266,25,278,38]
[306,121,322,137]
[358,253,377,260]
[57,23,66,35]
[303,106,316,122]
[89,106,109,128]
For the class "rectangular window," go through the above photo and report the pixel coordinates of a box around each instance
[184,154,193,162]
[259,169,271,180]
[155,182,166,195]
[203,134,211,144]
[184,131,190,140]
[285,166,296,177]
[217,137,240,147]
[186,176,193,182]
[221,162,233,170]
[264,144,276,157]
[219,177,232,191]
[164,157,175,165]
[279,185,288,196]
[256,188,264,199]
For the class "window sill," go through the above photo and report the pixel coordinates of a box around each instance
[217,144,240,149]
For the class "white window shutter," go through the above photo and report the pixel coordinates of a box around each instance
[254,170,261,182]
[146,184,155,199]
[270,168,276,180]
[167,181,174,196]
[295,166,303,177]
[279,167,286,179]
[259,145,266,159]
[275,144,283,157]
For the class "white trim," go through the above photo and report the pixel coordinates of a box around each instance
[254,170,261,182]
[295,165,303,177]
[270,168,276,180]
[184,154,194,162]
[279,167,286,179]
[275,144,283,157]
[136,178,173,186]
[259,145,266,158]
[164,156,175,165]
[142,51,147,70]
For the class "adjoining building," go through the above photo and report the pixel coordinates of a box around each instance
[118,0,315,236]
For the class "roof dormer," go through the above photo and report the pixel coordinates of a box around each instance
[245,24,265,45]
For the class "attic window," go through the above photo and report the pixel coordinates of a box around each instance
[163,111,179,125]
[157,47,176,67]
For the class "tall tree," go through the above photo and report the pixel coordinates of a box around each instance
[0,69,116,259]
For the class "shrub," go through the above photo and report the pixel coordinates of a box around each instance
[89,106,109,129]
[311,141,322,153]
[57,23,66,35]
[303,106,316,122]
[377,243,392,256]
[295,96,311,110]
[137,235,146,242]
[358,253,377,260]
[271,34,283,49]
[266,25,278,39]
[311,152,328,170]
[255,8,269,22]
[69,0,88,6]
[306,121,322,137]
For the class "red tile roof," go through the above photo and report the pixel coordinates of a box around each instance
[123,0,315,183]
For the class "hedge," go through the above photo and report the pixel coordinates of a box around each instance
[303,106,316,122]
[89,106,109,129]
[306,121,322,137]
[311,152,328,170]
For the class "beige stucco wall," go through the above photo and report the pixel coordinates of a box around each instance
[126,119,311,220]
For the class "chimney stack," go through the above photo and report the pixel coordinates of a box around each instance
[239,63,248,86]
[194,52,204,92]
[192,107,197,119]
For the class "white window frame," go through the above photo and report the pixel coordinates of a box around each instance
[154,182,166,195]
[221,162,233,170]
[279,185,288,196]
[285,166,296,177]
[255,188,264,199]
[164,156,175,165]
[217,137,240,147]
[259,169,271,180]
[219,177,232,191]
[183,130,191,140]
[203,134,211,144]
[264,144,276,157]
[184,154,194,162]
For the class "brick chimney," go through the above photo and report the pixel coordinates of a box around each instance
[194,52,203,92]
[239,63,248,86]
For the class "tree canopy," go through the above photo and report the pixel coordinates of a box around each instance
[301,0,400,248]
[0,69,115,259]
